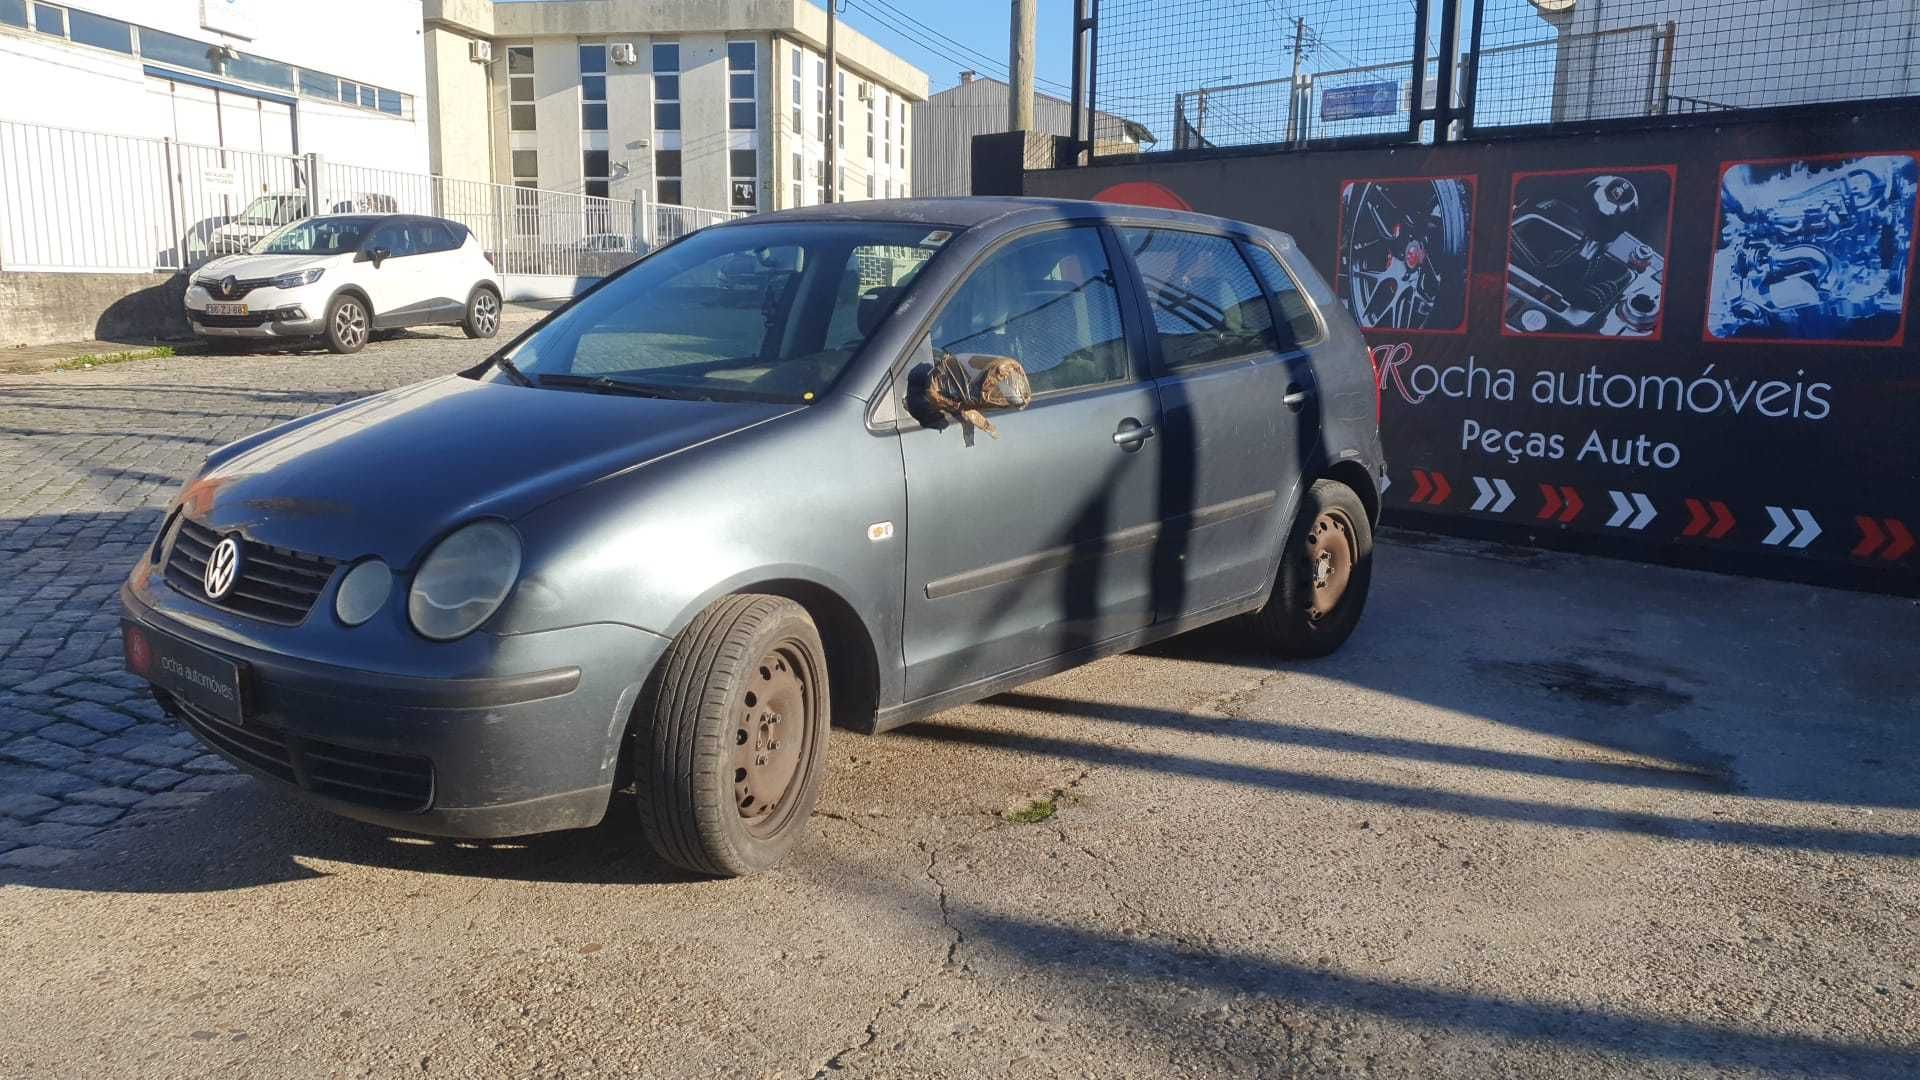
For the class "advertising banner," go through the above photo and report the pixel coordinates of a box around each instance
[1022,106,1920,594]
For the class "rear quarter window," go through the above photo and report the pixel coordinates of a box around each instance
[1240,241,1323,350]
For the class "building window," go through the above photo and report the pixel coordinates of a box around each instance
[791,152,803,208]
[883,93,892,170]
[814,58,826,142]
[789,47,803,134]
[30,1,60,36]
[0,1,24,29]
[580,44,608,131]
[299,69,337,99]
[512,149,539,187]
[730,148,757,213]
[899,108,907,167]
[653,42,680,130]
[836,71,846,149]
[866,91,874,157]
[509,47,536,131]
[69,10,132,53]
[656,148,681,206]
[727,40,755,130]
[584,150,610,199]
[138,27,216,73]
[867,174,874,199]
[227,52,294,91]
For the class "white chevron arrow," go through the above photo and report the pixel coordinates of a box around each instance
[1606,490,1633,527]
[1605,491,1658,530]
[1470,477,1515,513]
[1763,506,1821,548]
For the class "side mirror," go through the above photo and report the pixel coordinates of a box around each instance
[910,352,1032,441]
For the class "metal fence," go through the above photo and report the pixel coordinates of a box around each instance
[0,120,731,278]
[1073,0,1920,158]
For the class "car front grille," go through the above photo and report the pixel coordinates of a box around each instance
[164,517,338,625]
[193,312,275,328]
[166,692,435,813]
[193,276,274,300]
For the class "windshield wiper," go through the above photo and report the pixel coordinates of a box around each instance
[492,353,532,386]
[535,373,696,400]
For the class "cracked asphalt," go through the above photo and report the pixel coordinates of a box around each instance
[3,324,1918,1078]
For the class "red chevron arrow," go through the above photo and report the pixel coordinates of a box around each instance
[1557,487,1582,523]
[1411,469,1432,504]
[1429,472,1452,505]
[1883,519,1914,561]
[1537,484,1562,521]
[1854,516,1887,558]
[1706,500,1735,539]
[1683,498,1710,537]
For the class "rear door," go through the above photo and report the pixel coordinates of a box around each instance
[897,224,1165,700]
[1114,225,1319,620]
[409,218,471,319]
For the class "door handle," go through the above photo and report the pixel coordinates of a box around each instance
[1283,384,1314,412]
[1112,419,1156,449]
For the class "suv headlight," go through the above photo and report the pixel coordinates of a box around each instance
[272,268,325,289]
[407,522,522,641]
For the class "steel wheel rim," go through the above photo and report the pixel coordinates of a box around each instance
[474,291,498,334]
[334,302,367,347]
[731,640,817,838]
[1304,510,1355,622]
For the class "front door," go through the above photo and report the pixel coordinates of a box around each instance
[898,224,1165,700]
[1114,226,1317,619]
[360,217,425,319]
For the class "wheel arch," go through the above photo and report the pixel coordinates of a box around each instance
[327,283,374,313]
[1318,456,1381,527]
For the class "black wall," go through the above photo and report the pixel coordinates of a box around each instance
[1019,105,1920,595]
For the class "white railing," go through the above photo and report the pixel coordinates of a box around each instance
[0,120,732,279]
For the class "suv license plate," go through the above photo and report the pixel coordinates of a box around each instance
[206,303,248,316]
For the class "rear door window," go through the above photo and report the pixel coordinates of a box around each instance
[928,226,1129,396]
[1116,227,1279,369]
[1239,241,1321,350]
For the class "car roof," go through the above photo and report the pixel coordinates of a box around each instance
[721,196,1278,242]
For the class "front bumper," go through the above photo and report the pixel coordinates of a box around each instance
[185,283,325,338]
[122,584,670,838]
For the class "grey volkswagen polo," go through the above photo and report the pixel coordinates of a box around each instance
[121,198,1386,876]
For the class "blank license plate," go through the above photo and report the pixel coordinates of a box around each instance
[123,620,248,725]
[205,303,248,316]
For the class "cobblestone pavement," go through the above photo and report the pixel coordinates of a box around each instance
[0,321,536,869]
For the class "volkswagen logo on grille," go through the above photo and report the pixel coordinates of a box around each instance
[219,276,238,299]
[203,536,242,600]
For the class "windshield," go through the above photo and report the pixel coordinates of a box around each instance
[255,217,374,256]
[500,221,948,403]
[235,195,305,226]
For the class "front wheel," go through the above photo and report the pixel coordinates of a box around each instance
[324,295,369,354]
[1250,479,1374,658]
[633,595,830,877]
[463,285,501,339]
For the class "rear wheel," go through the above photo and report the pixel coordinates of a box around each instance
[1250,479,1373,658]
[633,595,830,877]
[324,295,369,354]
[463,285,501,339]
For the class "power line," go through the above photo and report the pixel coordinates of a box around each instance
[845,0,1074,97]
[862,0,1073,92]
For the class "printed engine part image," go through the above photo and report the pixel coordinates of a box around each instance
[1707,153,1918,344]
[1505,168,1672,338]
[1337,177,1474,333]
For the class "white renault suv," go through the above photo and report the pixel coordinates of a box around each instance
[186,214,504,354]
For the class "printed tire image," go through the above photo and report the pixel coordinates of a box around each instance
[634,595,831,877]
[1251,480,1374,659]
[1339,178,1474,332]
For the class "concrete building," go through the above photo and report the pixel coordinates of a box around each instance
[912,73,1154,198]
[422,0,928,213]
[0,0,429,169]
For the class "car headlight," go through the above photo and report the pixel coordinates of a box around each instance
[272,268,324,289]
[407,522,522,641]
[335,559,392,627]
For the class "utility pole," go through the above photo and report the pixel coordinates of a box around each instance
[824,0,837,202]
[1286,17,1305,144]
[1008,0,1036,132]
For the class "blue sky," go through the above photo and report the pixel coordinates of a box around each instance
[820,0,1079,98]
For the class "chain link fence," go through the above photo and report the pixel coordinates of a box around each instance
[0,120,731,279]
[1078,0,1920,157]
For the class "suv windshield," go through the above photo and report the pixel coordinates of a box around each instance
[500,221,948,403]
[255,217,376,256]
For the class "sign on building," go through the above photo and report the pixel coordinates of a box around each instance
[1321,82,1401,122]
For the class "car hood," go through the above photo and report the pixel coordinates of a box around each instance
[196,252,338,278]
[180,375,796,566]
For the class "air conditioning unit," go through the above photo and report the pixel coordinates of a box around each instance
[856,82,873,102]
[469,40,494,64]
[610,42,638,66]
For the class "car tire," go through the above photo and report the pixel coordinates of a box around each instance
[634,594,830,877]
[463,285,501,339]
[324,294,370,354]
[1250,479,1373,658]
